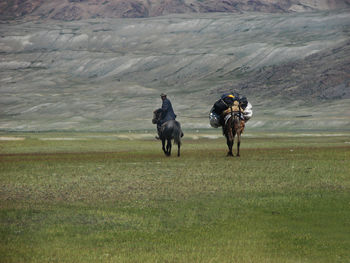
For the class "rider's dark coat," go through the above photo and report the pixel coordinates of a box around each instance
[160,98,176,124]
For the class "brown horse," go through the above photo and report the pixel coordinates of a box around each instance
[222,108,245,157]
[152,109,183,157]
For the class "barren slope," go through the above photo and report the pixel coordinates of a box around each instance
[0,11,349,131]
[1,0,350,20]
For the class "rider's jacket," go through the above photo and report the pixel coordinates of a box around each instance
[160,98,176,124]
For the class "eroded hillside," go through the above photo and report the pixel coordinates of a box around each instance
[0,11,349,131]
[1,0,350,20]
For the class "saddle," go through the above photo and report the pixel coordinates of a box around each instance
[222,101,243,115]
[223,102,244,123]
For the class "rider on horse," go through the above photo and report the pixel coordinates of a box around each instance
[155,93,177,139]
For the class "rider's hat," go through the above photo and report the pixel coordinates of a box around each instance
[160,93,167,97]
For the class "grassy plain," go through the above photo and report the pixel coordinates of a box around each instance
[0,132,349,262]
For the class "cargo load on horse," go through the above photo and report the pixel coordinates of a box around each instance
[209,92,252,156]
[209,92,252,128]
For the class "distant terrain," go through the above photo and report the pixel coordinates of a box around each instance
[1,0,350,20]
[0,2,349,132]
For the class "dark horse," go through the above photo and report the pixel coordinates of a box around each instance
[152,109,183,157]
[223,108,245,157]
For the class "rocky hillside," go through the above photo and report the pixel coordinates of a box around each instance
[222,40,350,102]
[0,10,349,131]
[1,0,350,20]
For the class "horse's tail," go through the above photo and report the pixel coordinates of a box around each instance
[173,121,182,146]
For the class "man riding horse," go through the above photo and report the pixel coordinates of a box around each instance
[155,93,177,140]
[152,93,183,156]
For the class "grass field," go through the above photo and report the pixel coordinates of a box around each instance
[1,132,350,262]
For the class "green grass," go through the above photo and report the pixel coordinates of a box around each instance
[1,132,350,262]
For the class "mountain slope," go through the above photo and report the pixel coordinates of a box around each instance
[1,0,350,20]
[0,11,349,131]
[221,40,350,101]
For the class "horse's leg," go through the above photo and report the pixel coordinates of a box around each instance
[232,130,237,156]
[162,138,167,155]
[236,131,241,157]
[166,139,172,156]
[225,118,234,156]
[226,135,233,156]
[177,141,180,157]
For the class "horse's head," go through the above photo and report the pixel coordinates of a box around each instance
[152,108,162,124]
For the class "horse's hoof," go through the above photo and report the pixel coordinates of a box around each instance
[227,153,233,157]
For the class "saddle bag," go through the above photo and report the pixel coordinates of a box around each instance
[209,107,221,128]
